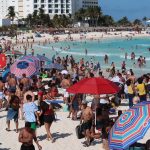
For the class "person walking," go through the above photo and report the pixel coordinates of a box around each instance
[6,95,20,132]
[23,95,40,131]
[19,122,42,150]
[40,100,55,142]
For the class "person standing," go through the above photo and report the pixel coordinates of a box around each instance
[19,122,42,150]
[0,78,4,109]
[6,95,20,132]
[136,78,147,102]
[126,79,135,108]
[40,100,55,142]
[80,102,93,147]
[23,95,40,131]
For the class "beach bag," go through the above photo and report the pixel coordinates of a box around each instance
[75,124,85,139]
[63,104,68,112]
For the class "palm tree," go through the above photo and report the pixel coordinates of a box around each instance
[26,14,33,27]
[74,8,86,22]
[133,19,142,26]
[38,8,45,25]
[7,6,16,22]
[100,15,115,27]
[117,16,131,26]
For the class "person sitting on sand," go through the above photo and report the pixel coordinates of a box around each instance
[19,122,42,150]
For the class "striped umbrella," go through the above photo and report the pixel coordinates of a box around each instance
[109,101,150,150]
[10,60,37,78]
[20,55,40,68]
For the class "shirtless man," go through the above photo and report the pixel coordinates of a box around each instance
[20,74,31,92]
[61,74,71,103]
[8,74,17,93]
[19,122,42,150]
[0,78,4,109]
[80,102,93,147]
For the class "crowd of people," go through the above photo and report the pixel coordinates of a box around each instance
[0,53,150,150]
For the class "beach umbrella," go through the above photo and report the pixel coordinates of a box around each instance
[37,54,52,63]
[43,63,64,70]
[20,55,40,68]
[109,101,150,150]
[10,60,37,78]
[67,77,120,94]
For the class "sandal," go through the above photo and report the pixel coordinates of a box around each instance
[6,128,10,132]
[83,141,90,147]
[51,138,55,143]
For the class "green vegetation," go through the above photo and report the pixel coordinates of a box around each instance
[1,6,150,33]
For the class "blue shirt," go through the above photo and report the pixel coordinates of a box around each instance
[23,102,38,122]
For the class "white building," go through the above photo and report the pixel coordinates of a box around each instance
[75,0,99,11]
[0,0,99,20]
[0,0,18,19]
[21,0,99,18]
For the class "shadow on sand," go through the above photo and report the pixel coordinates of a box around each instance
[38,132,72,141]
[0,115,6,119]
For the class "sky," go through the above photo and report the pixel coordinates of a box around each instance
[99,0,150,20]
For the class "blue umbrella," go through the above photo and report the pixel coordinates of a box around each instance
[43,63,64,70]
[37,54,52,63]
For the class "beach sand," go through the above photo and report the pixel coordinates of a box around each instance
[0,109,103,150]
[0,100,149,150]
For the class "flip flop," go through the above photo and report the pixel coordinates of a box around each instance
[83,141,90,147]
[6,128,10,132]
[51,138,55,143]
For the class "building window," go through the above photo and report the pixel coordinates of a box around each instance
[55,0,58,2]
[55,4,58,8]
[61,10,64,13]
[55,9,58,13]
[66,4,70,8]
[41,4,45,8]
[49,9,52,13]
[34,0,38,3]
[41,0,44,3]
[48,4,52,8]
[48,0,52,2]
[34,5,37,8]
[66,9,69,13]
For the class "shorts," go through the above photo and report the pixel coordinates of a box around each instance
[21,144,35,150]
[44,115,54,123]
[0,92,4,100]
[7,108,18,122]
[30,122,37,130]
[9,86,16,93]
[82,120,93,131]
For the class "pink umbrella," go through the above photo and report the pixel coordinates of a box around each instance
[10,60,37,78]
[20,55,40,68]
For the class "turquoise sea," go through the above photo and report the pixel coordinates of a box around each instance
[33,36,150,76]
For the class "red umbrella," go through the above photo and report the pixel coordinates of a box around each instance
[67,77,120,94]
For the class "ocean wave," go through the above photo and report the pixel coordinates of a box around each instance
[137,44,150,47]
